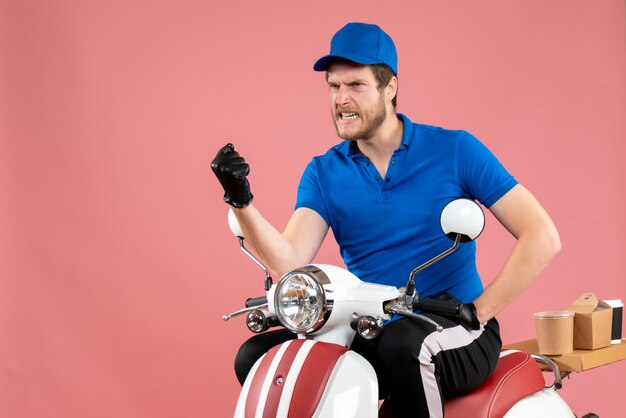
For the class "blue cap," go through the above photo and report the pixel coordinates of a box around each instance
[313,23,398,74]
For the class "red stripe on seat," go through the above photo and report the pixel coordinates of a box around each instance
[287,342,348,417]
[262,340,306,418]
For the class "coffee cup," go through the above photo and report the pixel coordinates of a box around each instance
[534,311,574,355]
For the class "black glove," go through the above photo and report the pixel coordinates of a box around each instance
[211,143,253,208]
[416,293,481,331]
[457,302,481,331]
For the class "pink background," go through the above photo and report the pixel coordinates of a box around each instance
[1,1,625,417]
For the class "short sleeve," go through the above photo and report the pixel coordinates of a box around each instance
[295,160,330,226]
[456,131,518,208]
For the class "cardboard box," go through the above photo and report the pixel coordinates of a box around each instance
[566,293,613,350]
[503,339,626,372]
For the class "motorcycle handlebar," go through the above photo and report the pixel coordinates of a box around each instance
[416,297,460,316]
[245,296,268,308]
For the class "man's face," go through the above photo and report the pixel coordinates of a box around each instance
[326,61,388,141]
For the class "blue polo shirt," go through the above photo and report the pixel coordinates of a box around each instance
[295,114,517,303]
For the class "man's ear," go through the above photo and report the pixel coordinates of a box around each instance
[386,76,398,103]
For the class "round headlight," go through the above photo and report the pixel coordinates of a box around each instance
[274,270,327,333]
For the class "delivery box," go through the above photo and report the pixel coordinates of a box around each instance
[566,293,613,350]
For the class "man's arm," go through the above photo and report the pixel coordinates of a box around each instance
[231,205,329,277]
[473,184,561,323]
[211,143,329,276]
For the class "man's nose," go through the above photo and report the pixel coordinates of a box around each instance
[335,85,350,106]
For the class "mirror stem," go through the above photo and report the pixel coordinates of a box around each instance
[238,237,273,291]
[406,234,462,300]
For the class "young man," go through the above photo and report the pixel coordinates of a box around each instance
[211,22,560,417]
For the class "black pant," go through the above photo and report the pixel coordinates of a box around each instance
[234,315,501,417]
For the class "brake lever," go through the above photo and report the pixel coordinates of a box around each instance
[223,303,269,321]
[386,302,443,332]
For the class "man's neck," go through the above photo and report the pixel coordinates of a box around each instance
[355,112,403,161]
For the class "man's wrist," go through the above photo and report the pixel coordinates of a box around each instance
[224,192,253,208]
[474,302,492,325]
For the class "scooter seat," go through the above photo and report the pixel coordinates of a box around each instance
[444,350,545,418]
[379,350,545,418]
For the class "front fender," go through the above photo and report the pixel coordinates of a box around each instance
[234,339,378,418]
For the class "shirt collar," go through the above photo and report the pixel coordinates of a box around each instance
[397,113,413,150]
[339,113,414,158]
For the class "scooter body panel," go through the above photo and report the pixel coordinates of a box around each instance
[503,388,575,418]
[234,339,377,418]
[312,350,378,418]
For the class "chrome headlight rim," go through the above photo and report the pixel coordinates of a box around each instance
[273,266,333,334]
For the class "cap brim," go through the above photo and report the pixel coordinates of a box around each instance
[313,54,383,72]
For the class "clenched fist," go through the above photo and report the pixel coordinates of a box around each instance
[211,144,253,208]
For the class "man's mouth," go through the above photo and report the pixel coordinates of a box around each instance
[340,112,359,120]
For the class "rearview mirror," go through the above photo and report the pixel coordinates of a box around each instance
[228,208,245,238]
[227,208,272,291]
[440,198,485,242]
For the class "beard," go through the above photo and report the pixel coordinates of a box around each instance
[333,93,387,141]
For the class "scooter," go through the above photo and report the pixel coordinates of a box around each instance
[222,199,583,418]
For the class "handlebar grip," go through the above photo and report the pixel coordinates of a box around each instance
[417,297,460,317]
[245,296,268,308]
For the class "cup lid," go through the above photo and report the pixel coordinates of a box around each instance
[534,310,575,319]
